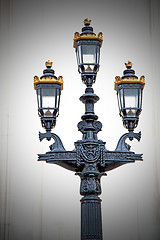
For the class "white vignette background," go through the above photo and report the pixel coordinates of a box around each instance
[0,0,160,240]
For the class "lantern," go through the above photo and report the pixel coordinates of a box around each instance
[34,60,63,132]
[73,18,103,83]
[115,61,145,131]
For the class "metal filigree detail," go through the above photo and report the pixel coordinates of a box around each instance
[93,121,102,133]
[76,164,106,195]
[80,175,101,195]
[77,121,87,133]
[76,142,105,166]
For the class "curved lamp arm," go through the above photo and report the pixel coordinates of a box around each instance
[115,131,141,152]
[39,132,66,152]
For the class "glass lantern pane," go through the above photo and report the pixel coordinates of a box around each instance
[124,88,138,117]
[56,89,61,109]
[119,89,124,108]
[42,88,56,109]
[77,45,82,65]
[37,88,41,108]
[124,89,138,108]
[117,91,122,116]
[96,45,100,64]
[139,88,142,108]
[82,45,97,64]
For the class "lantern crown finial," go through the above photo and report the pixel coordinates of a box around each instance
[73,20,103,48]
[125,61,132,69]
[84,18,91,26]
[114,61,145,90]
[45,60,53,68]
[33,60,63,90]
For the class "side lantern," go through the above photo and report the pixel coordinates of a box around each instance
[115,61,145,132]
[34,60,63,132]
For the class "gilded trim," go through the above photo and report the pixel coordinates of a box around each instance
[125,61,132,68]
[84,18,91,25]
[73,32,103,48]
[45,60,53,67]
[34,75,63,90]
[114,75,145,90]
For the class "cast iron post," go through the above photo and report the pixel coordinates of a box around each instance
[75,78,105,240]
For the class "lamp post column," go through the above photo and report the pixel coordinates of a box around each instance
[75,79,106,240]
[77,164,104,240]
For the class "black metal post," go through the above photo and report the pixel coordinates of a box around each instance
[75,78,106,240]
[81,195,102,240]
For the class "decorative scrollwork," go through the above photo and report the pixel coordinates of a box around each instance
[39,131,66,152]
[93,121,102,133]
[115,131,141,152]
[77,121,87,134]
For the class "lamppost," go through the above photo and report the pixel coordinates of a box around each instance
[33,19,145,240]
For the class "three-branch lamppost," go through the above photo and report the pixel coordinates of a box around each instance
[33,19,145,240]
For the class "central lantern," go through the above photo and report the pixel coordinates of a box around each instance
[73,18,103,83]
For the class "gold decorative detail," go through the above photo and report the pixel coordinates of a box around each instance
[45,60,53,67]
[114,75,145,90]
[84,18,91,25]
[98,32,103,38]
[140,75,145,84]
[34,75,64,90]
[73,32,103,48]
[74,32,80,38]
[125,61,132,68]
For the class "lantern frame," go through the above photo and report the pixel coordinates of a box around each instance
[35,83,62,131]
[116,83,144,131]
[34,61,63,133]
[73,18,103,84]
[75,39,101,77]
[115,61,145,132]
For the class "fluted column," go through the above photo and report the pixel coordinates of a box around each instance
[81,195,102,240]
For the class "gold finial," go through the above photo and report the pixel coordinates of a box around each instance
[45,60,53,68]
[84,18,91,25]
[125,61,132,68]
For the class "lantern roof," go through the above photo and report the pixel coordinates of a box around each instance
[73,19,103,48]
[114,61,145,90]
[34,60,63,90]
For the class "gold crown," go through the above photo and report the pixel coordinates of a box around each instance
[125,61,132,68]
[84,18,91,25]
[45,60,53,67]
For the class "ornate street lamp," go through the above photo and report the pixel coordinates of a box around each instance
[33,19,145,240]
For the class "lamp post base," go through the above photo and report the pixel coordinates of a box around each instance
[81,195,103,240]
